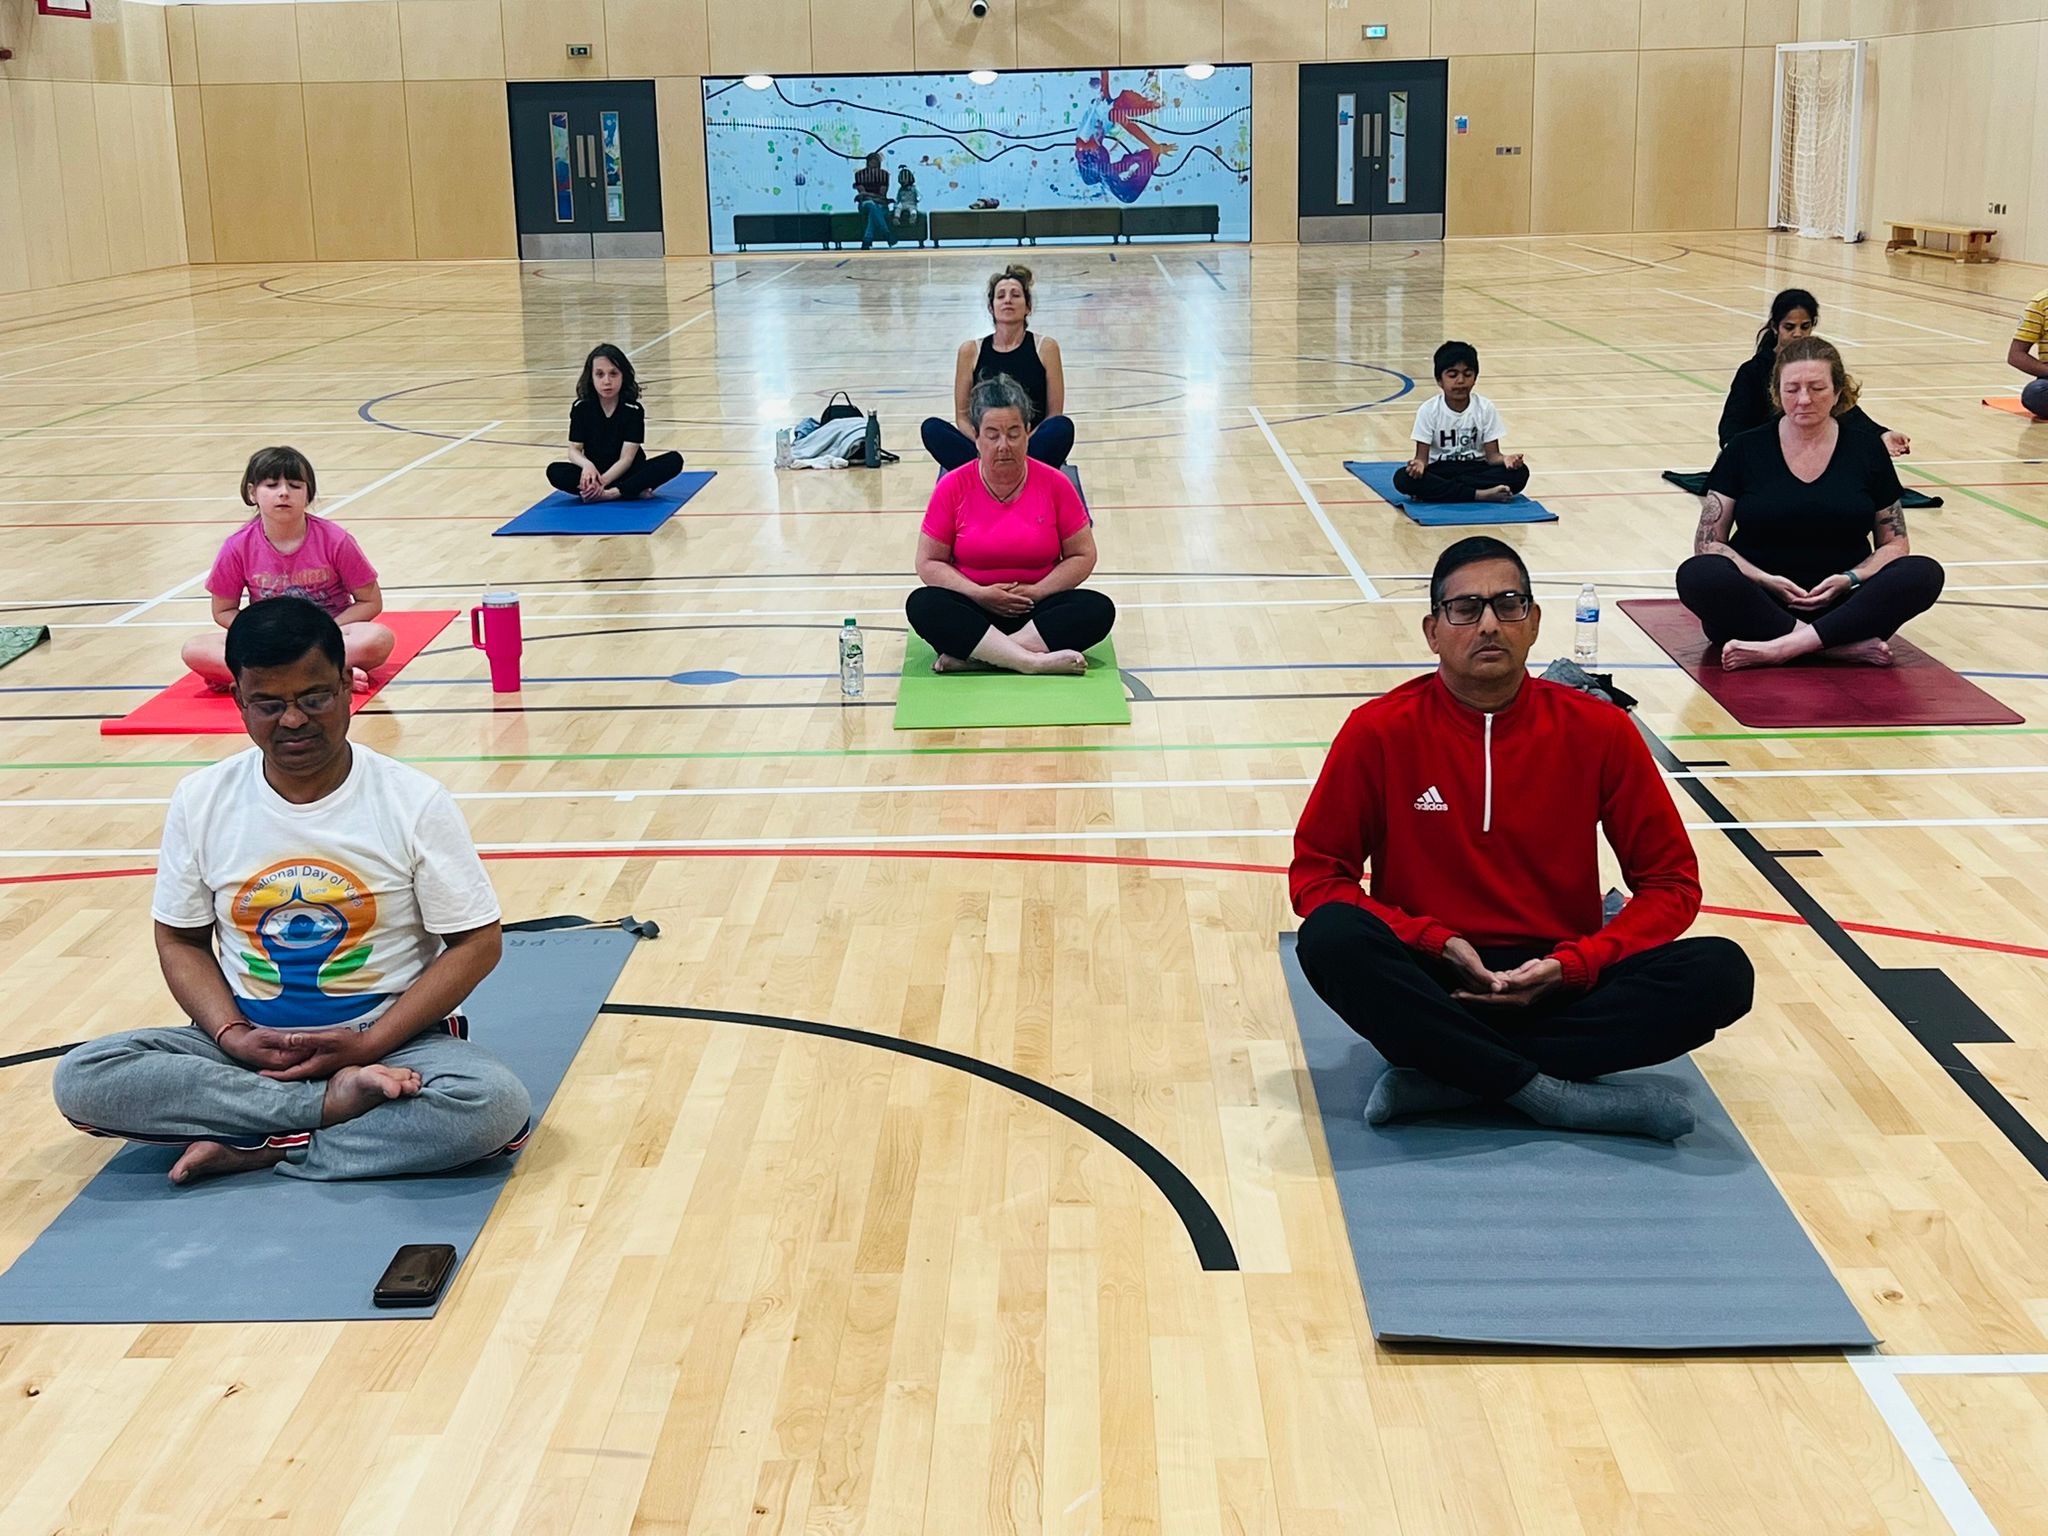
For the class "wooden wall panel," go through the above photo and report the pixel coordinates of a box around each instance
[1745,0,1800,44]
[1017,0,1121,68]
[94,81,148,275]
[132,84,189,269]
[1224,0,1325,62]
[1735,44,1777,228]
[1641,0,1743,48]
[298,0,403,83]
[2029,20,2048,264]
[1446,53,1533,235]
[911,0,1016,69]
[1864,31,1950,232]
[1434,0,1535,54]
[1535,0,1639,51]
[1325,0,1432,60]
[9,1,96,82]
[502,0,609,80]
[303,82,416,259]
[708,0,815,73]
[1250,59,1296,240]
[655,74,710,256]
[396,0,507,81]
[172,84,216,265]
[52,80,111,281]
[1530,50,1637,231]
[825,0,916,73]
[1123,0,1222,63]
[120,2,172,86]
[607,0,712,78]
[8,79,71,287]
[1632,48,1741,228]
[0,81,30,295]
[405,80,516,259]
[194,4,300,86]
[1941,22,2036,256]
[200,83,316,262]
[165,3,200,86]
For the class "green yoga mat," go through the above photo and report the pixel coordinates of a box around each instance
[894,635,1131,729]
[0,626,49,669]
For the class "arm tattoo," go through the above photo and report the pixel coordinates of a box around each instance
[1874,501,1907,545]
[1693,491,1732,552]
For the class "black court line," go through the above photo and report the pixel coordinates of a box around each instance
[1763,849,1825,860]
[0,1042,82,1070]
[1639,721,2048,1181]
[599,1002,1239,1272]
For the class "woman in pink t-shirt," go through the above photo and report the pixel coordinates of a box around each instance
[180,447,394,690]
[907,376,1114,675]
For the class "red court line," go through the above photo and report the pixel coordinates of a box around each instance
[5,847,2047,962]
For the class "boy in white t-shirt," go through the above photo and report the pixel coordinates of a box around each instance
[53,599,531,1186]
[1393,340,1532,503]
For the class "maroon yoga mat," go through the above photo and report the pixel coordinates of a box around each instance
[1620,598,2023,728]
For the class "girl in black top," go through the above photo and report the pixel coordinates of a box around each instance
[546,344,685,501]
[1679,336,1943,670]
[921,264,1074,471]
[1717,288,1910,456]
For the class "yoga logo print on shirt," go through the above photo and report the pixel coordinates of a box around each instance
[228,858,392,1029]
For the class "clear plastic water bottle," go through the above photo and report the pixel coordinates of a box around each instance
[773,427,793,469]
[1574,582,1600,668]
[839,617,864,700]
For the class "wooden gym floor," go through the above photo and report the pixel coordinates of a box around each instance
[1,233,2047,1534]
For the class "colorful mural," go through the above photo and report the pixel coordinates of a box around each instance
[701,67,1252,251]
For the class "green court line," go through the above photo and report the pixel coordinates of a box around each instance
[1471,290,1721,392]
[1902,465,2048,532]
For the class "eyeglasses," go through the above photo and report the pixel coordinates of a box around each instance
[1434,590,1534,625]
[242,688,340,722]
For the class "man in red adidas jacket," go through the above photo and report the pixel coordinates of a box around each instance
[1291,537,1752,1140]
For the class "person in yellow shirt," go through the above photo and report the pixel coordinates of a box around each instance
[2008,287,2048,419]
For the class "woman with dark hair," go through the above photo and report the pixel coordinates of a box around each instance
[545,343,684,501]
[907,375,1113,675]
[1680,335,1943,671]
[921,264,1074,471]
[1717,289,1909,455]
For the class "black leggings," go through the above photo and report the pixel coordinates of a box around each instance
[1676,552,1945,649]
[1392,457,1530,502]
[1295,903,1754,1100]
[905,586,1115,660]
[546,450,684,498]
[922,416,1075,471]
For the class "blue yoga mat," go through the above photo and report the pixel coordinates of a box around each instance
[1343,460,1557,526]
[0,924,644,1323]
[1279,933,1876,1350]
[493,470,715,536]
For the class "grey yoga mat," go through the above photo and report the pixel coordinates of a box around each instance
[1279,933,1877,1351]
[0,923,644,1324]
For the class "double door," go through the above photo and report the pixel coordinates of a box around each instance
[507,81,664,259]
[1297,61,1447,243]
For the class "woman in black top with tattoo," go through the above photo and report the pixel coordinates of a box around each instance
[1718,289,1910,456]
[546,344,684,501]
[1679,336,1943,671]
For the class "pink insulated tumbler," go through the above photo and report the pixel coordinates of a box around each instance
[470,589,523,693]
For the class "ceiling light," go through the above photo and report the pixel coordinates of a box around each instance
[1184,62,1216,80]
[968,69,999,86]
[743,74,773,90]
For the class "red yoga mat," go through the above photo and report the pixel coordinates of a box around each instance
[1983,395,2048,421]
[100,610,458,736]
[1620,598,2023,728]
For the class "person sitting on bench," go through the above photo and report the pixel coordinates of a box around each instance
[906,375,1113,676]
[1291,536,1753,1142]
[1719,289,1911,455]
[1392,341,1531,503]
[1679,335,1944,671]
[53,599,531,1186]
[545,343,685,502]
[921,264,1074,472]
[2007,283,2048,419]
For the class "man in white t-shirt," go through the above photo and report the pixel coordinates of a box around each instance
[53,599,530,1185]
[1392,340,1533,504]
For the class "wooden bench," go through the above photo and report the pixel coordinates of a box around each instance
[1884,218,1998,264]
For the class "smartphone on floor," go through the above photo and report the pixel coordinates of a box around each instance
[373,1243,457,1308]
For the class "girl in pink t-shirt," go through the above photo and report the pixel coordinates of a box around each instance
[180,447,394,691]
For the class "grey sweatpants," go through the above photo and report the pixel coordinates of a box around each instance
[52,1023,532,1181]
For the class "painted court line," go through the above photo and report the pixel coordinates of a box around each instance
[1850,1358,1996,1536]
[1249,405,1380,601]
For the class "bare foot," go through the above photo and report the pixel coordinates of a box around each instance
[598,487,623,502]
[351,666,373,694]
[168,1140,285,1185]
[1475,485,1514,503]
[320,1063,422,1128]
[203,678,234,695]
[1023,649,1089,676]
[932,654,990,673]
[1823,637,1894,667]
[1719,637,1788,671]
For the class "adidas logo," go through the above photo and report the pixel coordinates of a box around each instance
[1413,786,1449,812]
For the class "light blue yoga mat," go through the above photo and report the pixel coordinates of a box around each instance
[0,923,645,1323]
[1343,460,1557,526]
[493,470,715,536]
[1279,933,1877,1350]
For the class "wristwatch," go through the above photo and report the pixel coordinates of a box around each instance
[1842,569,1863,589]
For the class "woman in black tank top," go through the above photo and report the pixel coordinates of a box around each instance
[922,264,1075,472]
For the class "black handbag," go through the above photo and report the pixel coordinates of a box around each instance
[820,390,863,424]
